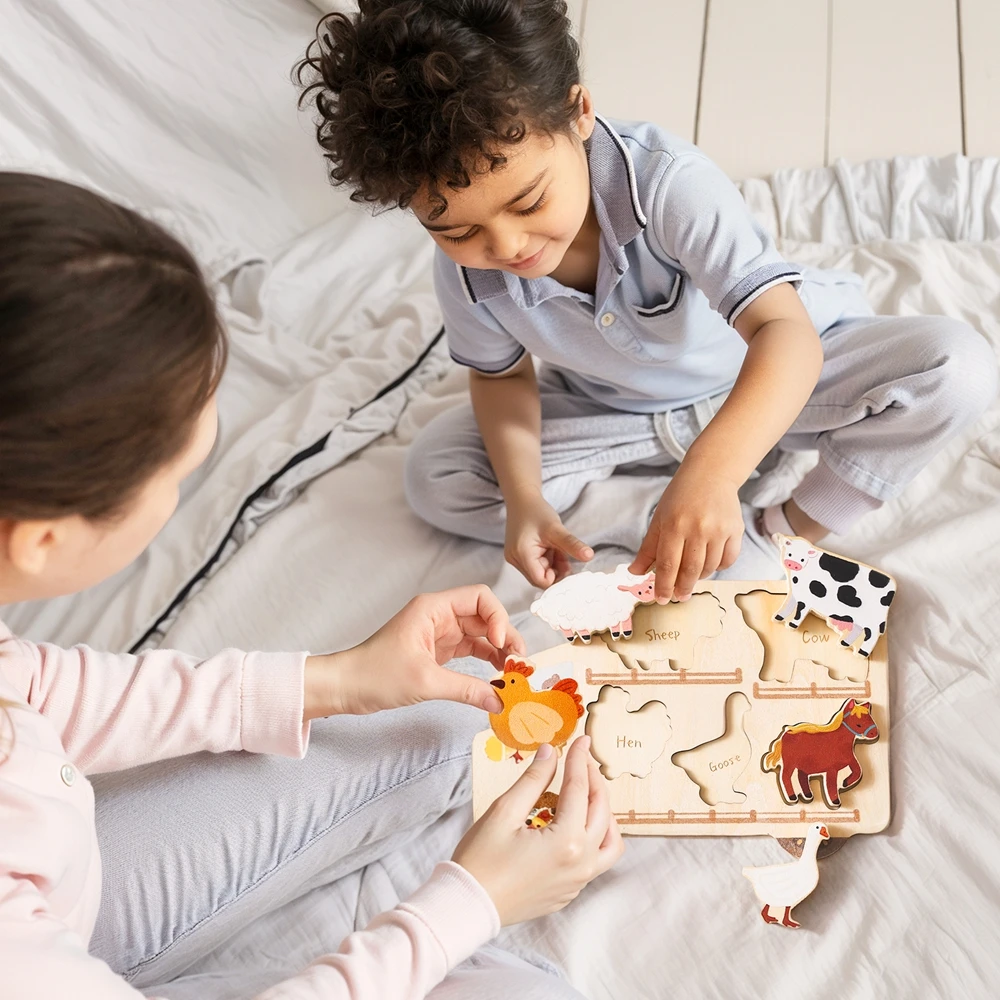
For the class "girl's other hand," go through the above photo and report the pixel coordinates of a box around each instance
[629,463,744,602]
[303,585,526,718]
[452,736,624,925]
[504,487,593,588]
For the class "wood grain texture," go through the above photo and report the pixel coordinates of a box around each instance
[828,0,963,161]
[959,0,1000,156]
[473,580,891,838]
[696,0,828,178]
[579,0,706,140]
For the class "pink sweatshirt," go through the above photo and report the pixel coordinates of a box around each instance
[0,620,500,999]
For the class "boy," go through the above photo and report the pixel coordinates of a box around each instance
[299,0,996,601]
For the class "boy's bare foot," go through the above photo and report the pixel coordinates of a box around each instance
[781,499,828,543]
[755,501,828,547]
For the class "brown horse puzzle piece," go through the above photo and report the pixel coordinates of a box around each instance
[475,563,891,839]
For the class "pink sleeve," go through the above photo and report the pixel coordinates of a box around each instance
[11,633,309,773]
[257,861,500,1000]
[0,863,499,1000]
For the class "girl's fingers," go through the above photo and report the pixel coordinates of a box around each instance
[428,660,504,712]
[493,743,559,826]
[550,736,592,830]
[596,813,625,870]
[584,755,612,847]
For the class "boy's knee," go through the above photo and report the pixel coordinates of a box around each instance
[923,317,998,424]
[403,430,447,528]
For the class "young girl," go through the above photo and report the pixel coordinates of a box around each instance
[0,172,621,999]
[299,0,997,601]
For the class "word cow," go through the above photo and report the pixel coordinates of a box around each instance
[772,534,896,658]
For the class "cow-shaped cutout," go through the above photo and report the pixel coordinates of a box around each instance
[602,594,725,672]
[585,686,670,780]
[671,692,752,805]
[773,535,896,658]
[762,698,879,809]
[734,590,869,684]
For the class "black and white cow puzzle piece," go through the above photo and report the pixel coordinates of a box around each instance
[772,534,896,657]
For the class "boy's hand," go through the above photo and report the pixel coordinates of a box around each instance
[452,736,624,926]
[504,487,593,588]
[303,585,526,718]
[630,464,744,602]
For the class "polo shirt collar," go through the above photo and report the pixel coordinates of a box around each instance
[459,114,647,305]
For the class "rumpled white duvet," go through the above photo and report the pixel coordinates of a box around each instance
[1,2,997,998]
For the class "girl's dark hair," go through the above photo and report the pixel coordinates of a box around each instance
[296,0,581,217]
[0,173,226,521]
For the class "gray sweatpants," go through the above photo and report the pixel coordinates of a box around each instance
[405,314,997,539]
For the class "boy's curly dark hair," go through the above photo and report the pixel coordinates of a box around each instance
[296,0,581,218]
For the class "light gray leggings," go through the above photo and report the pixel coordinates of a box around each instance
[91,654,584,998]
[405,314,997,539]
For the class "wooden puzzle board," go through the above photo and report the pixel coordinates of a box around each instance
[472,580,890,838]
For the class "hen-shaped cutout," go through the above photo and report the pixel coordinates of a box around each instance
[671,692,752,805]
[585,685,670,780]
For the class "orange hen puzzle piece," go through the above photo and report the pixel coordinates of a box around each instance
[488,656,583,762]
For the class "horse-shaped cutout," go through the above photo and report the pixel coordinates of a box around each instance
[762,698,879,809]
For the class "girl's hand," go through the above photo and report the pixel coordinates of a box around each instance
[630,463,744,602]
[505,487,593,588]
[452,736,624,926]
[303,586,526,718]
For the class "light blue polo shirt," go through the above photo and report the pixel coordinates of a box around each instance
[436,115,864,413]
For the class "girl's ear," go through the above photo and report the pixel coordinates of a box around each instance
[569,84,596,141]
[5,519,64,577]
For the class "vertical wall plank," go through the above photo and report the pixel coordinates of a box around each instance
[828,0,962,162]
[696,0,829,179]
[959,0,1000,157]
[579,0,706,141]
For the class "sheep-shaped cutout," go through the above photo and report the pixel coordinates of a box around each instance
[530,564,657,643]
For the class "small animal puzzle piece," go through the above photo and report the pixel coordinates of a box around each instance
[671,692,752,805]
[526,791,559,829]
[762,698,879,809]
[773,534,896,657]
[585,685,670,779]
[602,593,725,671]
[489,656,583,762]
[742,823,829,928]
[530,563,656,643]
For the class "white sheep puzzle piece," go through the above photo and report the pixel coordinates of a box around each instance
[585,686,670,779]
[530,563,656,642]
[773,535,896,658]
[474,565,893,839]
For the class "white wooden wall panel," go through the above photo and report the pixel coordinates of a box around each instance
[579,0,706,141]
[828,0,962,162]
[959,0,1000,157]
[696,0,828,179]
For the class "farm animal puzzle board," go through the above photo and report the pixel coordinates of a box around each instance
[473,566,892,839]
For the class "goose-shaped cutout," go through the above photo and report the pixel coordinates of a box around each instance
[671,692,752,805]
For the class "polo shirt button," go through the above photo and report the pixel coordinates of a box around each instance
[600,312,616,327]
[60,763,76,786]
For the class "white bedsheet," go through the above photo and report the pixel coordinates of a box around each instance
[2,3,998,997]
